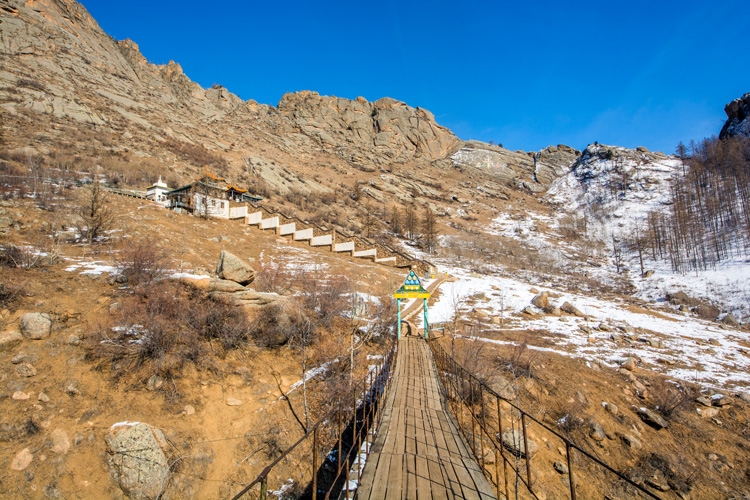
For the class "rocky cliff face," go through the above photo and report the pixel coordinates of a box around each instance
[720,92,750,139]
[0,0,576,204]
[277,91,459,168]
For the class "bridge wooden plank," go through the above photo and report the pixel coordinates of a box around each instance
[357,337,495,500]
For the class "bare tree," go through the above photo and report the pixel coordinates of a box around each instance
[77,181,116,244]
[361,202,376,238]
[391,205,402,236]
[612,234,623,273]
[404,204,417,240]
[422,207,438,254]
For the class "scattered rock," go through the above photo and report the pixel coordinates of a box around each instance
[560,301,585,317]
[603,402,619,415]
[226,398,243,406]
[666,291,697,306]
[12,391,30,400]
[531,292,550,310]
[621,357,637,371]
[579,325,592,335]
[16,363,37,377]
[10,448,33,471]
[620,434,641,449]
[646,339,663,348]
[697,407,720,419]
[38,392,50,403]
[183,405,195,416]
[67,334,81,345]
[50,429,70,454]
[553,461,568,474]
[215,250,256,285]
[0,330,23,350]
[720,313,739,327]
[549,307,562,316]
[19,313,52,340]
[521,306,536,316]
[598,323,611,332]
[635,407,667,430]
[645,471,671,492]
[500,429,538,459]
[711,394,731,407]
[589,422,606,442]
[738,392,750,404]
[695,396,712,407]
[146,375,164,391]
[106,422,169,500]
[65,384,80,396]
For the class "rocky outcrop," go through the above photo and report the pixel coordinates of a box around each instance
[215,250,255,285]
[106,422,170,500]
[534,144,579,185]
[720,92,750,139]
[278,91,459,167]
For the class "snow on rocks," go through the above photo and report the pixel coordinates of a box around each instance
[425,266,750,391]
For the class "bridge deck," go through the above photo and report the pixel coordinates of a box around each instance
[357,336,496,500]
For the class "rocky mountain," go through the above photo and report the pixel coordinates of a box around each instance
[720,92,750,139]
[0,0,575,212]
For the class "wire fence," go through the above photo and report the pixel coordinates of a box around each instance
[429,339,663,500]
[231,340,398,500]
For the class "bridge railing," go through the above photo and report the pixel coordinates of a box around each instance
[429,339,663,500]
[231,340,398,500]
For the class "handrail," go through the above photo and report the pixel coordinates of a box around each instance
[231,340,398,500]
[428,339,663,500]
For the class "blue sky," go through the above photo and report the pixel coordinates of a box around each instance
[80,0,748,154]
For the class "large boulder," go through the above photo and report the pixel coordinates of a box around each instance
[215,250,255,285]
[20,313,52,340]
[105,422,170,500]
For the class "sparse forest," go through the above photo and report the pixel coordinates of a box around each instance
[644,136,750,272]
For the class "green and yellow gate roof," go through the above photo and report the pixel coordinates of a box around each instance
[394,270,431,299]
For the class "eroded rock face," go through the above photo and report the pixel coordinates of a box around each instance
[215,250,255,285]
[106,422,169,500]
[278,91,459,166]
[720,92,750,139]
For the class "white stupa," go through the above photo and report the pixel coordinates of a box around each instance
[146,176,170,206]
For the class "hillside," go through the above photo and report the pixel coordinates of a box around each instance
[2,0,750,498]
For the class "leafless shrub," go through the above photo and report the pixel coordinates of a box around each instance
[0,244,43,269]
[496,338,535,379]
[116,238,170,288]
[553,399,588,438]
[255,258,296,294]
[162,138,226,169]
[649,378,697,419]
[249,303,314,348]
[0,281,25,308]
[186,293,251,352]
[86,281,254,380]
[301,273,350,327]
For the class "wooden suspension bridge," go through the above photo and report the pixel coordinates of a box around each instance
[232,272,664,500]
